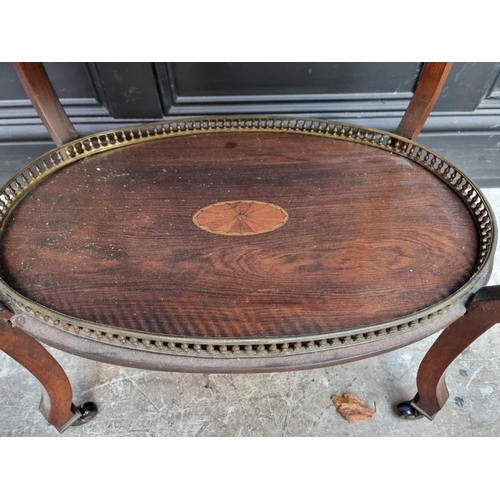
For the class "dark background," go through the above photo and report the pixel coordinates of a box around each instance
[1,62,500,186]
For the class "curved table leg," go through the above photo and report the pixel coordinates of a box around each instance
[0,304,96,432]
[398,286,500,420]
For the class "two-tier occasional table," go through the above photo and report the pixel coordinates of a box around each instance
[1,63,499,432]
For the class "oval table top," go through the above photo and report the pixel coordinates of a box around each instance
[0,118,494,364]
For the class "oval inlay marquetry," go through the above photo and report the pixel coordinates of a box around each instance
[193,200,289,236]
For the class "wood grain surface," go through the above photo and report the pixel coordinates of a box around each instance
[0,132,479,339]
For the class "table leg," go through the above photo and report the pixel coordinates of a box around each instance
[0,303,97,432]
[397,286,500,420]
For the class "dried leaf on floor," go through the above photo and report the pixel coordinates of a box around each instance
[331,393,375,423]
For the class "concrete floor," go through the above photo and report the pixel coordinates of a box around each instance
[1,190,500,437]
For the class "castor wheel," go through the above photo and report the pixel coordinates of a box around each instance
[72,402,98,426]
[396,401,424,420]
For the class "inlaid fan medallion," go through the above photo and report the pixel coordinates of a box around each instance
[192,200,289,236]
